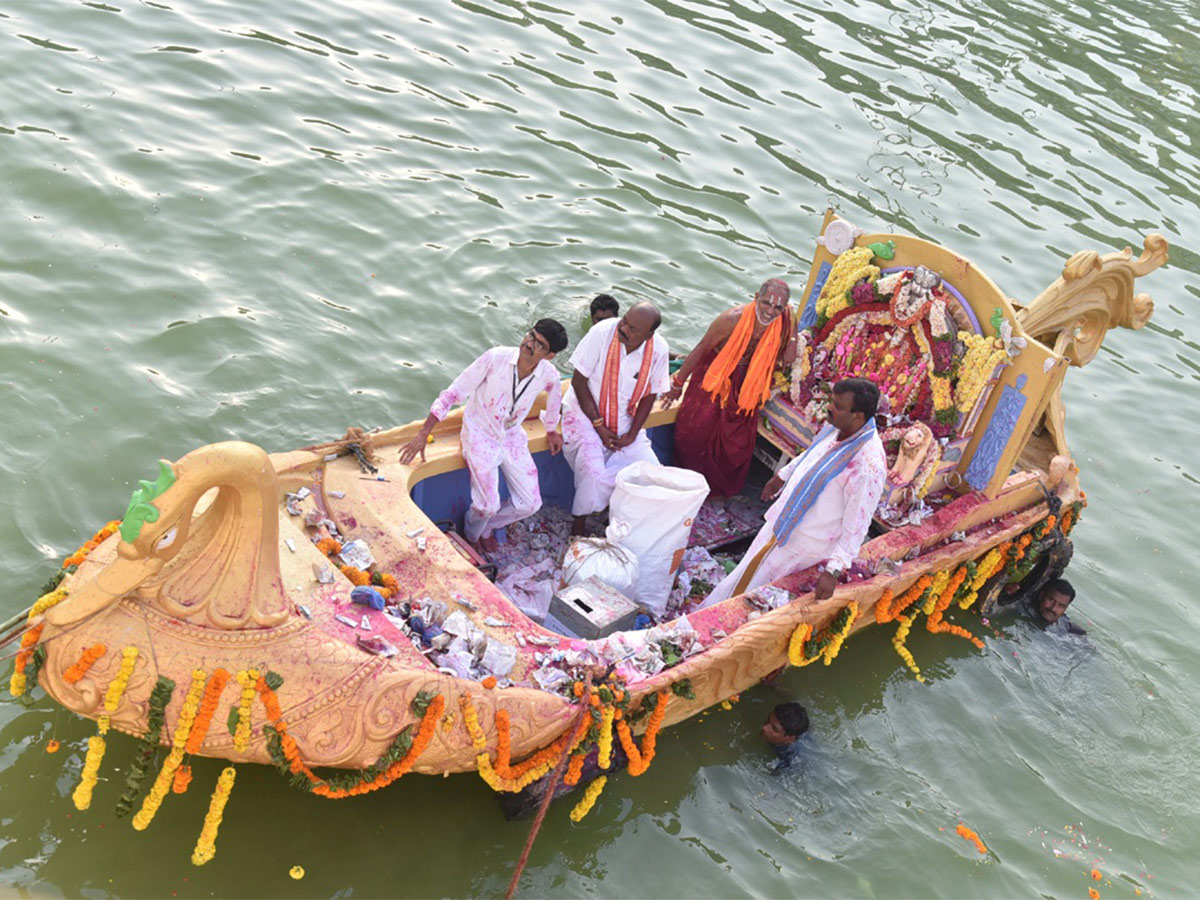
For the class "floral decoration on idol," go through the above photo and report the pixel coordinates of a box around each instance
[786,244,1017,510]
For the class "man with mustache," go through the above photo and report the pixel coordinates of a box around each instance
[399,319,569,552]
[562,302,670,536]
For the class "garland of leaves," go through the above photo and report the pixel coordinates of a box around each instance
[115,676,176,818]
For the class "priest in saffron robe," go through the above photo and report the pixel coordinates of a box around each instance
[562,302,670,535]
[663,279,797,496]
[703,378,887,605]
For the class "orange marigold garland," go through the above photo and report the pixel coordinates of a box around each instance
[615,689,670,776]
[564,752,586,787]
[461,694,588,792]
[62,519,122,569]
[926,567,983,650]
[258,675,444,798]
[876,574,933,624]
[63,644,108,684]
[9,623,44,697]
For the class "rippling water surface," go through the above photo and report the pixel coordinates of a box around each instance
[2,1,1198,896]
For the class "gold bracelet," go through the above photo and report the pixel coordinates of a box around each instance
[591,416,604,427]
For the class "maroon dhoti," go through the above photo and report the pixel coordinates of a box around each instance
[673,348,759,497]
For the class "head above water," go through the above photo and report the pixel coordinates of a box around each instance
[590,293,619,325]
[1037,577,1076,625]
[762,701,809,746]
[754,278,791,324]
[616,301,661,352]
[829,377,879,438]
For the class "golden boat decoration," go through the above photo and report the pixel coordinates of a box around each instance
[5,210,1168,844]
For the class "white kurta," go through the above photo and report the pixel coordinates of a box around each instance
[429,347,562,542]
[562,317,670,516]
[704,426,887,605]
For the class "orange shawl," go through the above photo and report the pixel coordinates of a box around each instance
[701,303,788,414]
[598,328,656,433]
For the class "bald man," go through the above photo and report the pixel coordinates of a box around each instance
[562,302,670,535]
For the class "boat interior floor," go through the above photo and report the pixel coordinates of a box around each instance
[481,474,772,635]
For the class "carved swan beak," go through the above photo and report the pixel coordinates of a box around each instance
[44,552,165,627]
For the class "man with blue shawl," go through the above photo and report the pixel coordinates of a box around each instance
[704,378,887,605]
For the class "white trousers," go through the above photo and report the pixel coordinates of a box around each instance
[561,408,658,517]
[461,423,542,542]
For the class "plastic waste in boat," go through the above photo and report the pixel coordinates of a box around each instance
[351,585,386,610]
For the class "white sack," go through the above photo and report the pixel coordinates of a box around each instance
[608,461,709,617]
[561,537,640,595]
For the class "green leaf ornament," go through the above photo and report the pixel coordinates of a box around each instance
[118,460,176,543]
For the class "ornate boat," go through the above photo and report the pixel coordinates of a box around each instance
[5,211,1166,842]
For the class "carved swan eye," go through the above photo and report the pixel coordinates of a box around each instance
[155,527,178,551]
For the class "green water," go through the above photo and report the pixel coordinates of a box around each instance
[2,0,1198,896]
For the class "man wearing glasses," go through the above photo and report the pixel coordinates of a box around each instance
[400,319,569,552]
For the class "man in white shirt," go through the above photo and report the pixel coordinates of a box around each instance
[400,319,569,551]
[562,302,670,535]
[704,378,887,605]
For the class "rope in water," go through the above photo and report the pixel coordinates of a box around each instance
[505,671,594,900]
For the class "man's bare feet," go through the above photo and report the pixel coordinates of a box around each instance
[477,531,500,555]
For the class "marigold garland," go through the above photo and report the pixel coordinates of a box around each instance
[816,246,879,321]
[564,752,585,787]
[71,736,108,811]
[132,668,208,831]
[63,644,107,684]
[172,765,193,793]
[876,575,932,624]
[956,823,987,854]
[597,705,615,769]
[460,695,588,792]
[926,567,984,649]
[116,676,176,818]
[615,690,669,776]
[787,623,817,667]
[259,676,444,797]
[892,614,923,682]
[28,586,69,620]
[184,669,231,757]
[954,331,1009,415]
[62,519,122,569]
[569,775,607,822]
[190,766,237,866]
[9,623,44,697]
[72,646,140,811]
[232,669,259,753]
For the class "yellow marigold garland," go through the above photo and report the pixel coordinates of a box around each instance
[787,623,818,667]
[597,705,615,769]
[460,694,588,792]
[816,246,879,320]
[232,669,259,753]
[191,767,237,866]
[925,567,983,649]
[569,775,607,822]
[132,668,207,831]
[892,614,923,682]
[29,586,68,620]
[954,332,1008,415]
[73,646,140,811]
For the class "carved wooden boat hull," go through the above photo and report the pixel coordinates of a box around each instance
[26,212,1167,782]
